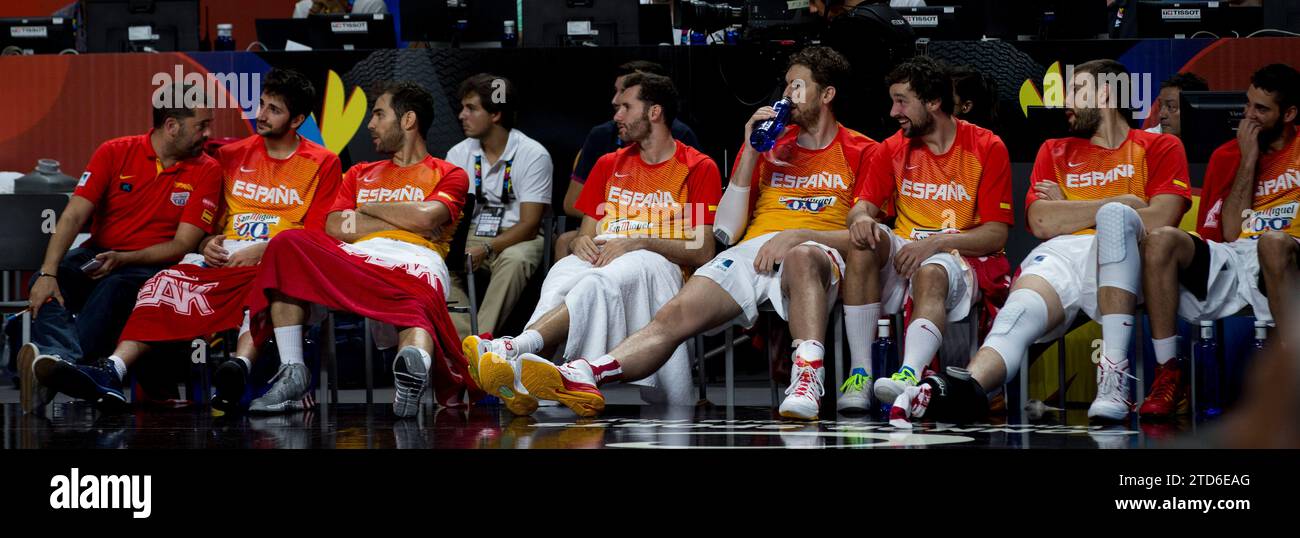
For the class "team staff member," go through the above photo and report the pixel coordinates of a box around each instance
[20,84,221,413]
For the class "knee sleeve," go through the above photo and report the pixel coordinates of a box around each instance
[982,289,1050,384]
[1096,202,1143,294]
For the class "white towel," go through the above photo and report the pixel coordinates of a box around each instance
[529,250,695,405]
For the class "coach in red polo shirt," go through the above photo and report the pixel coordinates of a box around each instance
[18,85,222,413]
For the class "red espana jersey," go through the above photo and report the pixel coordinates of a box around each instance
[1198,130,1300,241]
[733,124,877,243]
[575,140,722,240]
[74,130,222,251]
[855,119,1013,240]
[330,155,469,258]
[183,135,342,241]
[1027,129,1191,236]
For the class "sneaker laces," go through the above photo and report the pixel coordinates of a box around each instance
[1097,362,1138,406]
[838,373,870,394]
[265,365,288,391]
[890,369,919,385]
[786,365,824,399]
[272,365,309,398]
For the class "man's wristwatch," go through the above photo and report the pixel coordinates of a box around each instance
[482,243,495,258]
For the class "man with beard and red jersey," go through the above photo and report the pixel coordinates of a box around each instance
[1136,63,1300,418]
[470,47,877,421]
[31,69,342,413]
[464,72,721,413]
[835,56,1014,413]
[890,59,1191,426]
[19,84,221,414]
[245,81,480,416]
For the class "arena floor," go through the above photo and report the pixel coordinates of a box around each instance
[1,383,1206,449]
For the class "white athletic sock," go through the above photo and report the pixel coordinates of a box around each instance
[1153,336,1177,365]
[1101,314,1135,363]
[902,318,943,375]
[515,330,544,355]
[273,326,305,366]
[844,303,880,375]
[107,355,127,380]
[236,356,252,372]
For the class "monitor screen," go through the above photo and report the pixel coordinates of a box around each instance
[84,0,200,53]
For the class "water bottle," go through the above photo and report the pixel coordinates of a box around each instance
[689,29,707,46]
[872,319,897,414]
[1194,320,1222,417]
[1254,320,1268,351]
[502,20,518,48]
[1227,319,1270,407]
[725,25,741,45]
[215,23,235,51]
[749,97,793,152]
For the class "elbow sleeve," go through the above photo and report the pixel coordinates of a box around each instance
[713,185,750,245]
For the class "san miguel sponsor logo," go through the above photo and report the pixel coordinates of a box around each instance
[779,195,837,212]
[49,468,152,519]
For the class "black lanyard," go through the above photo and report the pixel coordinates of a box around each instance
[473,154,513,205]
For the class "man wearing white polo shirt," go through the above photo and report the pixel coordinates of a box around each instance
[446,73,553,338]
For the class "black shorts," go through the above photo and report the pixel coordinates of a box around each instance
[1178,234,1212,302]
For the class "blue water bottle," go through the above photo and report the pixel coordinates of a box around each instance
[1194,320,1222,417]
[1229,319,1270,406]
[215,23,235,51]
[725,25,741,45]
[749,98,793,152]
